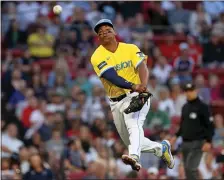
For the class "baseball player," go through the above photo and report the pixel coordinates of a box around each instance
[90,19,174,171]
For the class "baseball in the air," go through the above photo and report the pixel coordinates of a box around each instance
[53,5,62,14]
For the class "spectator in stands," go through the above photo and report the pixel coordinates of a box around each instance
[203,1,224,20]
[57,2,74,22]
[202,29,224,68]
[189,3,212,37]
[8,80,27,110]
[46,91,65,114]
[161,1,176,11]
[54,30,76,55]
[30,74,47,99]
[114,14,131,43]
[142,39,155,66]
[170,82,186,116]
[17,2,40,31]
[198,19,212,44]
[15,88,34,120]
[2,2,17,35]
[66,116,82,138]
[5,19,27,49]
[186,35,202,66]
[30,132,46,153]
[2,65,24,101]
[63,138,86,171]
[158,87,176,117]
[2,123,24,158]
[144,99,170,130]
[209,74,222,101]
[70,7,91,37]
[147,2,170,34]
[212,114,224,148]
[48,57,72,88]
[46,128,65,159]
[198,152,219,179]
[19,146,30,175]
[174,43,195,83]
[1,157,20,180]
[131,13,153,45]
[147,75,162,99]
[86,2,104,28]
[194,74,210,104]
[24,100,46,140]
[213,12,224,35]
[147,167,159,179]
[158,33,180,62]
[152,56,172,85]
[20,96,38,129]
[79,125,98,163]
[47,15,61,37]
[70,70,92,96]
[151,46,162,62]
[18,50,34,79]
[167,2,191,32]
[27,25,55,59]
[23,153,54,180]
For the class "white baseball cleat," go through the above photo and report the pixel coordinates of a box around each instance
[161,140,175,169]
[121,154,142,171]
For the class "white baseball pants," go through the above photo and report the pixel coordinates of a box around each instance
[110,92,162,159]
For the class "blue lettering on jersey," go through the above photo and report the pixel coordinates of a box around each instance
[114,60,132,71]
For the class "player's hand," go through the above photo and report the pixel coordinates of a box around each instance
[202,142,212,152]
[132,84,146,93]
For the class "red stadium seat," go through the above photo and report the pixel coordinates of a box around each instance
[67,171,87,179]
[37,59,55,75]
[12,49,24,58]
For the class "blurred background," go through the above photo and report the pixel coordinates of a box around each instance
[1,1,224,180]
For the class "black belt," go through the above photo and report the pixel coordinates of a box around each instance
[109,91,134,102]
[110,94,127,102]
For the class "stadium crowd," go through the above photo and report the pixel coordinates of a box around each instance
[1,1,224,180]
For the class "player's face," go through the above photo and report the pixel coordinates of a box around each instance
[97,25,116,44]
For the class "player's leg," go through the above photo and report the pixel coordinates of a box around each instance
[123,98,174,169]
[120,99,150,171]
[110,101,130,147]
[110,100,141,171]
[123,99,162,158]
[141,137,163,157]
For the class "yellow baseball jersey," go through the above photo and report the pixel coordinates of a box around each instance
[91,42,147,98]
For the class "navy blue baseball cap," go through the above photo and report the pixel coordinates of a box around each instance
[94,19,114,34]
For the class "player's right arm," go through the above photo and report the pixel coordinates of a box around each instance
[91,56,145,92]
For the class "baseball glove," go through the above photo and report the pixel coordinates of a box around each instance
[124,92,153,114]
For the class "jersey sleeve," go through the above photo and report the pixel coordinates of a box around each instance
[91,56,114,77]
[130,44,147,69]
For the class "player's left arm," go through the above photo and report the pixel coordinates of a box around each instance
[131,45,149,87]
[138,59,149,87]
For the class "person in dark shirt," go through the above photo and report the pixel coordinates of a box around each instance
[5,19,27,49]
[202,30,224,68]
[174,43,195,83]
[171,82,214,180]
[23,154,54,180]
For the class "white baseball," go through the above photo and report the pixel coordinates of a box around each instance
[53,5,62,14]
